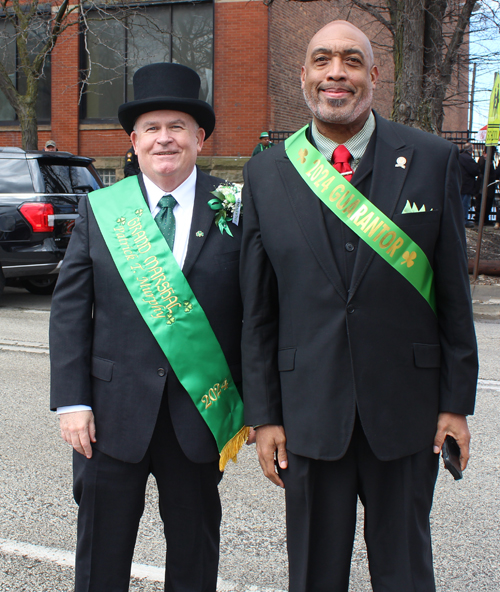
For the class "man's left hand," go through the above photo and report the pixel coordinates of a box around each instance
[433,412,470,471]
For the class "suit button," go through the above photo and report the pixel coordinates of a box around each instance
[157,368,166,377]
[345,242,355,252]
[347,306,355,314]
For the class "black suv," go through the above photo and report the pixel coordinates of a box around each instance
[0,148,103,296]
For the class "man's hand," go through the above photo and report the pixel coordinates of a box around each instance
[246,427,257,445]
[59,410,96,459]
[255,425,287,488]
[433,412,470,471]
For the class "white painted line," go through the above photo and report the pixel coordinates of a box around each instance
[0,345,49,354]
[0,339,49,355]
[478,378,500,391]
[0,538,248,590]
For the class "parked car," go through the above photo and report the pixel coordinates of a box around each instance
[0,147,103,297]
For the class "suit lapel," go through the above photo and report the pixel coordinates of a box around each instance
[349,114,414,298]
[276,156,347,301]
[182,168,217,278]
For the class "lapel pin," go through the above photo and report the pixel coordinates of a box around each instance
[395,156,407,169]
[196,231,204,238]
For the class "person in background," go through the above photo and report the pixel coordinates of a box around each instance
[124,145,140,177]
[44,140,57,152]
[458,142,480,228]
[474,147,497,225]
[251,131,274,157]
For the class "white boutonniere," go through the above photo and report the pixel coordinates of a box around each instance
[208,182,243,237]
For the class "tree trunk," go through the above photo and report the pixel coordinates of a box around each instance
[418,0,448,132]
[391,0,426,127]
[17,82,39,151]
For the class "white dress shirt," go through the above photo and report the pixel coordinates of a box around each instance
[57,167,198,415]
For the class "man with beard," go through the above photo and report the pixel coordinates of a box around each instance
[240,20,477,592]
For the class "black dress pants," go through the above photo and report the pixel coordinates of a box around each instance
[281,417,439,592]
[72,395,222,592]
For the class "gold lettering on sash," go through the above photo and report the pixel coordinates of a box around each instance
[343,199,360,216]
[329,184,346,204]
[373,223,390,242]
[336,193,354,210]
[306,159,321,177]
[357,212,373,230]
[321,175,337,193]
[365,217,383,237]
[386,237,405,257]
[349,204,368,223]
[379,231,397,249]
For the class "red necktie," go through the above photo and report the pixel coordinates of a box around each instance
[332,145,353,182]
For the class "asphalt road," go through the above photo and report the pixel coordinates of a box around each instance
[0,286,499,591]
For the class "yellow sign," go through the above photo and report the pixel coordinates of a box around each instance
[486,72,500,146]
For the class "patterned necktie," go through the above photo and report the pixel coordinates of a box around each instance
[332,145,353,182]
[155,194,177,251]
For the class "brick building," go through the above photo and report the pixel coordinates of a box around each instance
[0,0,468,182]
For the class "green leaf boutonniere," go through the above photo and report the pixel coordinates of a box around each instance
[208,182,242,237]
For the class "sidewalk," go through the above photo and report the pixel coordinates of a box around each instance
[471,283,500,320]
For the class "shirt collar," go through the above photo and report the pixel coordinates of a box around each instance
[311,111,376,170]
[143,166,197,212]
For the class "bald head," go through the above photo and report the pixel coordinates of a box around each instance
[305,21,374,69]
[301,19,378,140]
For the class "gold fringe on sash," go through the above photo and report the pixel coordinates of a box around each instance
[219,425,250,471]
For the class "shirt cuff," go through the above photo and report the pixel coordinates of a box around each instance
[57,405,93,414]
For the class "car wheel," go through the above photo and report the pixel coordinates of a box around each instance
[0,268,5,298]
[21,276,58,295]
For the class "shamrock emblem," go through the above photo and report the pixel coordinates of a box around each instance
[298,148,308,164]
[135,208,143,217]
[196,231,204,238]
[401,251,417,268]
[116,216,126,225]
[166,312,176,325]
[183,301,193,313]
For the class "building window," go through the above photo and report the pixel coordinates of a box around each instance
[81,1,213,121]
[97,168,117,187]
[0,16,51,123]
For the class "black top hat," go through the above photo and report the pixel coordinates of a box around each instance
[118,63,215,138]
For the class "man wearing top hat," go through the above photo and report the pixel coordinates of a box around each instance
[50,63,246,591]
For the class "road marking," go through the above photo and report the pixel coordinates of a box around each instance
[0,339,49,354]
[0,538,285,591]
[478,378,500,391]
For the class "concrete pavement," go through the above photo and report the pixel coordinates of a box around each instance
[471,282,500,320]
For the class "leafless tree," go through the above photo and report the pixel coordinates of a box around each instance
[277,0,500,133]
[0,0,213,150]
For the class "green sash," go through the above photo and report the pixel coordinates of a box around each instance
[88,176,248,470]
[285,126,436,314]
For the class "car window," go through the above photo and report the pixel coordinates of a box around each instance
[0,159,33,192]
[38,164,100,193]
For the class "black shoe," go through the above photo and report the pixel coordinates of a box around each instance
[465,222,474,228]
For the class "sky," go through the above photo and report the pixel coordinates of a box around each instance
[469,2,500,130]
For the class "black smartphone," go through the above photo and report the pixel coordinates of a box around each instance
[442,436,463,480]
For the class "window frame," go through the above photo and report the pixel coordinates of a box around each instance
[79,0,214,125]
[0,9,52,125]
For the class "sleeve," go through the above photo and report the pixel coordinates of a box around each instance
[433,144,478,415]
[240,161,283,427]
[49,197,95,411]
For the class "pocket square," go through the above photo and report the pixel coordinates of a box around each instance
[402,200,432,214]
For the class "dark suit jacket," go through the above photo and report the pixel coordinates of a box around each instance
[50,169,242,464]
[240,113,478,462]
